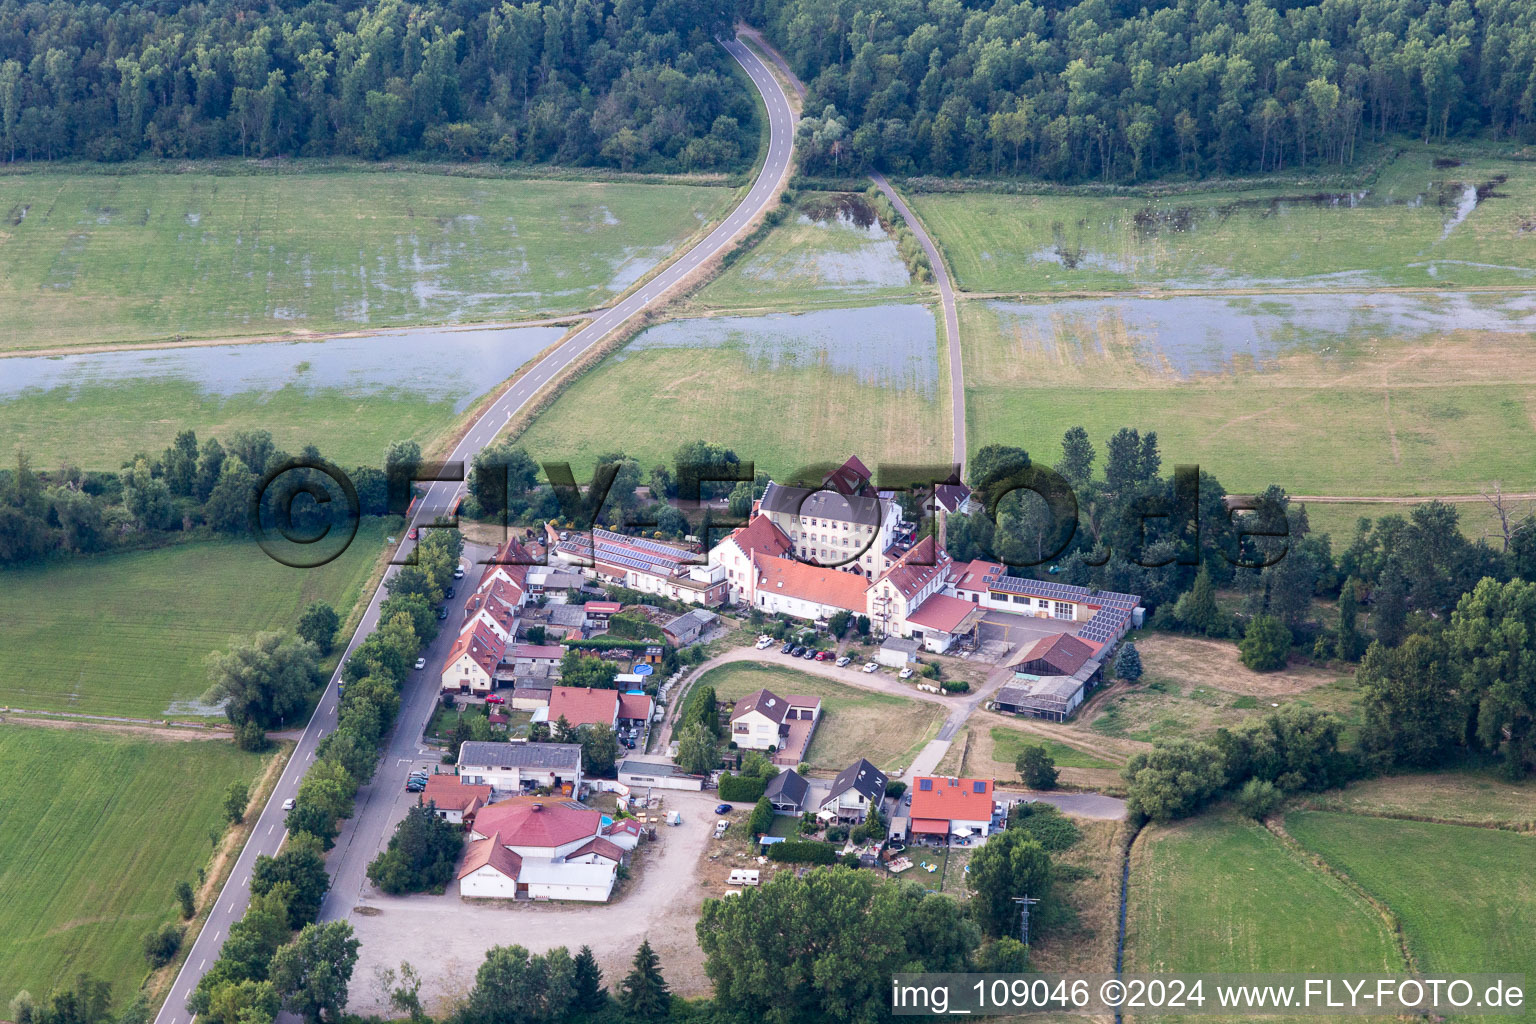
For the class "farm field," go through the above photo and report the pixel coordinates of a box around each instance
[959,292,1536,498]
[0,520,391,718]
[515,304,948,479]
[692,192,921,310]
[1125,814,1401,977]
[0,724,270,1000]
[696,662,945,773]
[911,152,1536,294]
[1286,813,1536,1004]
[0,172,732,351]
[0,324,562,470]
[1295,772,1536,829]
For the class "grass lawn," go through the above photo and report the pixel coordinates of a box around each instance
[1295,772,1536,830]
[0,521,391,718]
[0,724,271,999]
[697,662,945,774]
[1287,813,1536,990]
[912,151,1536,294]
[987,726,1116,771]
[960,294,1536,498]
[1126,814,1401,977]
[692,194,922,310]
[516,304,948,480]
[0,171,732,351]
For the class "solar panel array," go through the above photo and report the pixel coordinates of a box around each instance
[986,574,1138,609]
[1079,606,1134,644]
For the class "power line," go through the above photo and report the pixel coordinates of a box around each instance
[1012,895,1041,948]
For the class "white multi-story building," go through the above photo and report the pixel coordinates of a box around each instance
[756,456,904,580]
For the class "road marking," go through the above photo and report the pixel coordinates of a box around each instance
[267,823,274,834]
[198,958,206,969]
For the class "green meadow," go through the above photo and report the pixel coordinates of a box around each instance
[911,152,1536,294]
[0,521,390,718]
[0,171,731,351]
[0,725,269,1000]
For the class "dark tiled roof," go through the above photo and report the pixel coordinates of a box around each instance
[731,687,790,725]
[764,768,809,806]
[759,481,881,528]
[826,758,888,803]
[457,741,581,770]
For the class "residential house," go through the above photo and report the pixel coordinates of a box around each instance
[866,536,953,638]
[756,458,904,580]
[440,623,505,695]
[818,758,888,823]
[583,601,622,625]
[547,685,619,731]
[662,608,719,645]
[747,551,869,622]
[763,768,810,814]
[418,775,492,824]
[617,757,705,792]
[456,741,582,795]
[908,776,995,842]
[708,515,793,604]
[459,798,630,901]
[728,687,822,765]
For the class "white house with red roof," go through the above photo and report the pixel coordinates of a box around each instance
[748,551,869,621]
[729,687,822,763]
[708,514,794,604]
[440,623,505,695]
[865,537,985,651]
[907,776,996,843]
[546,685,619,730]
[458,797,634,901]
[417,775,493,824]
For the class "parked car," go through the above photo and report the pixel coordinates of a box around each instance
[436,605,449,620]
[862,662,879,673]
[714,803,733,814]
[789,645,804,657]
[413,657,426,670]
[406,781,425,793]
[281,798,295,811]
[453,566,466,579]
[814,650,831,661]
[898,667,914,679]
[445,585,455,599]
[836,656,852,667]
[485,694,505,705]
[407,527,419,540]
[801,648,816,660]
[780,641,795,654]
[755,637,774,649]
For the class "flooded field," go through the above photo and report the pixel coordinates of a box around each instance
[694,193,918,308]
[622,303,940,397]
[986,291,1536,378]
[0,324,562,468]
[519,304,947,478]
[0,172,731,351]
[913,153,1536,293]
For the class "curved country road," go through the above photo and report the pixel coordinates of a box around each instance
[738,28,966,473]
[152,33,798,1024]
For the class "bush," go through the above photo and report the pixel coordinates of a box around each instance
[840,852,861,868]
[1015,745,1059,789]
[1235,778,1283,820]
[825,825,849,843]
[718,774,767,802]
[940,679,969,693]
[1239,615,1292,672]
[885,780,907,801]
[142,923,183,968]
[747,795,774,838]
[1006,802,1080,851]
[1123,739,1227,822]
[766,841,837,864]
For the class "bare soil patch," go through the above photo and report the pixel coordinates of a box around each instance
[1138,633,1343,697]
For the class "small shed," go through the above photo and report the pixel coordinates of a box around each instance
[876,636,921,668]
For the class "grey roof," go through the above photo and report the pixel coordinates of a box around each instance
[546,604,587,627]
[457,741,581,771]
[618,757,699,780]
[995,675,1087,714]
[760,481,881,528]
[763,768,809,807]
[824,758,888,804]
[880,637,921,654]
[664,608,719,640]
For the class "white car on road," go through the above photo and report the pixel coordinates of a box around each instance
[414,657,427,670]
[862,662,879,673]
[281,798,295,811]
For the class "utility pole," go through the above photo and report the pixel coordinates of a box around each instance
[1012,895,1040,948]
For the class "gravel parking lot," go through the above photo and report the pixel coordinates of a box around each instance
[346,788,723,1014]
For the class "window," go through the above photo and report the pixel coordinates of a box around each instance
[918,779,933,791]
[972,781,986,793]
[1011,594,1027,604]
[1054,601,1073,619]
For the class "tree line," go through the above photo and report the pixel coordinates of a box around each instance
[750,0,1536,182]
[0,0,755,172]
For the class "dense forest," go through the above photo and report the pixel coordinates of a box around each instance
[0,0,756,170]
[752,0,1536,181]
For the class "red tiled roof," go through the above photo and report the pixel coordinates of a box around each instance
[604,818,643,837]
[1012,633,1096,676]
[419,775,493,812]
[570,836,626,862]
[751,552,869,613]
[728,515,793,558]
[473,800,602,850]
[909,776,994,823]
[617,692,653,721]
[824,455,872,496]
[585,601,622,614]
[933,482,972,512]
[905,593,981,634]
[458,832,523,880]
[548,685,619,729]
[875,536,950,600]
[443,623,505,679]
[910,818,950,835]
[951,559,1007,593]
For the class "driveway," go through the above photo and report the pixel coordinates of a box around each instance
[995,788,1128,820]
[346,789,724,1013]
[976,610,1081,651]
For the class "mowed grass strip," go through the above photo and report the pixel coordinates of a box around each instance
[0,173,732,350]
[697,662,945,773]
[0,521,390,718]
[911,152,1536,294]
[987,725,1115,770]
[1286,812,1536,986]
[1125,814,1402,976]
[1297,772,1536,830]
[515,309,948,480]
[0,724,269,999]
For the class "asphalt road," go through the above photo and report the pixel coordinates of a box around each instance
[152,33,796,1024]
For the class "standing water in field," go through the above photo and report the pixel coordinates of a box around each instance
[621,304,941,397]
